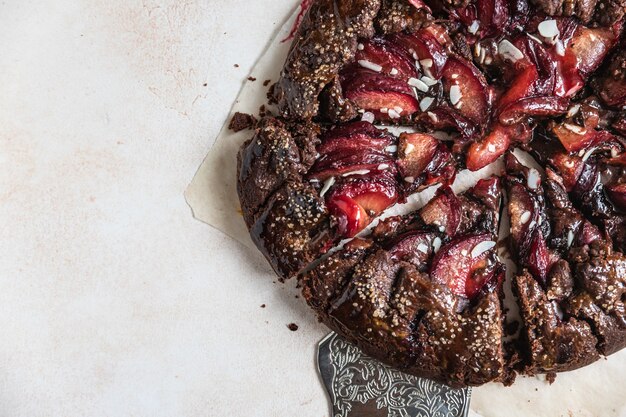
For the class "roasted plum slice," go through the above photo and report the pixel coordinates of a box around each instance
[441,56,491,125]
[451,0,509,38]
[499,96,569,125]
[466,124,512,171]
[396,132,455,187]
[419,186,462,235]
[317,122,395,155]
[430,233,501,299]
[326,172,400,238]
[419,107,478,139]
[386,230,438,266]
[341,68,419,118]
[507,182,540,251]
[356,37,420,80]
[389,29,448,79]
[566,25,619,77]
[308,147,394,180]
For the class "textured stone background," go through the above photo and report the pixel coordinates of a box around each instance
[2,1,626,416]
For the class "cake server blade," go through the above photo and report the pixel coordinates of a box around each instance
[317,332,471,417]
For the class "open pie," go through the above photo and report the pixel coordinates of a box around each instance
[235,0,625,387]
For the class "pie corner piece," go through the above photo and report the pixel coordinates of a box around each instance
[234,0,626,387]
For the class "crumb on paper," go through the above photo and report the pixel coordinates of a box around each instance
[260,304,266,308]
[287,323,299,331]
[546,372,556,384]
[263,79,271,86]
[228,112,258,132]
[234,64,239,68]
[248,76,257,82]
[267,83,277,104]
[203,82,207,87]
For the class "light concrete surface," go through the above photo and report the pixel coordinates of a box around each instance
[0,1,330,416]
[2,2,626,416]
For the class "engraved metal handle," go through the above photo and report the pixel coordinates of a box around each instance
[317,333,472,417]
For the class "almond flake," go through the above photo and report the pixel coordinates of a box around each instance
[538,20,559,39]
[358,60,382,72]
[419,96,434,111]
[498,39,524,63]
[385,145,398,153]
[449,85,462,105]
[388,109,401,119]
[433,237,442,253]
[409,77,429,92]
[471,241,496,258]
[527,168,540,189]
[468,20,480,34]
[361,111,375,124]
[563,123,586,135]
[520,211,531,224]
[342,169,370,177]
[420,58,433,68]
[320,177,335,197]
[566,104,581,118]
[427,111,439,123]
[420,76,438,86]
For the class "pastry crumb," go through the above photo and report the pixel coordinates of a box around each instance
[228,112,257,132]
[287,323,299,331]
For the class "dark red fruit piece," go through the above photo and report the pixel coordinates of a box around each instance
[387,230,437,265]
[356,37,419,80]
[341,69,420,117]
[496,66,539,113]
[466,125,511,171]
[308,148,394,180]
[566,26,618,77]
[327,194,366,238]
[317,134,394,155]
[390,29,448,79]
[322,121,392,142]
[607,183,626,212]
[552,124,618,154]
[525,229,555,284]
[498,96,569,125]
[549,153,584,191]
[442,56,490,125]
[578,220,603,245]
[471,176,502,211]
[397,133,438,178]
[607,153,626,166]
[326,173,400,238]
[454,0,509,37]
[420,186,462,236]
[507,182,537,248]
[419,107,478,139]
[430,233,499,299]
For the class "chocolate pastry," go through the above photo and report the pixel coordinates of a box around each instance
[302,177,507,387]
[235,0,626,386]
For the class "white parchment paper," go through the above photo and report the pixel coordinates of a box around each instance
[185,8,626,417]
